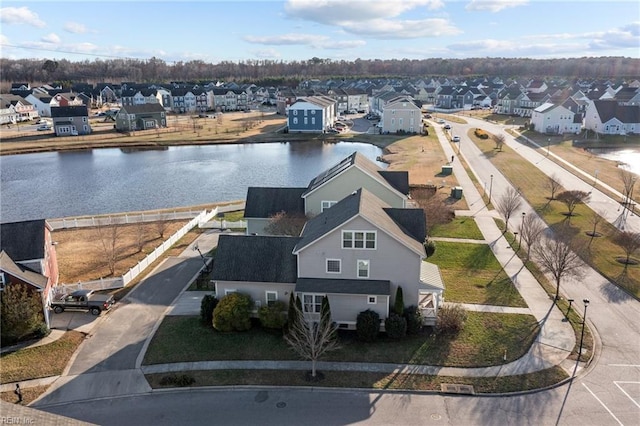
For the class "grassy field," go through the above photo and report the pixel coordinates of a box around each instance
[428,242,528,307]
[145,366,567,394]
[429,217,484,240]
[469,129,639,297]
[144,312,539,368]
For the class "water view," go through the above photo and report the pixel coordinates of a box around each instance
[588,148,640,176]
[0,141,384,223]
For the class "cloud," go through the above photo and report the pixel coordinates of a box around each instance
[465,0,529,13]
[252,48,282,59]
[64,22,88,34]
[244,32,366,50]
[41,33,61,44]
[341,18,461,39]
[0,6,46,27]
[588,22,640,50]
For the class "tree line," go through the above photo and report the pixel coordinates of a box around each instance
[1,56,639,88]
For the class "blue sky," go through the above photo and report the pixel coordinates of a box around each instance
[1,1,638,63]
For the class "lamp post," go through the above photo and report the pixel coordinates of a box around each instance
[578,299,590,362]
[193,244,208,271]
[547,138,551,156]
[519,212,526,247]
[566,298,574,318]
[593,170,599,188]
[488,174,494,203]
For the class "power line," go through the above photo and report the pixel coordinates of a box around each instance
[0,43,160,61]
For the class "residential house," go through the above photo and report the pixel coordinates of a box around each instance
[49,93,85,108]
[10,83,30,93]
[120,88,161,106]
[210,88,248,112]
[95,83,119,105]
[530,103,581,135]
[214,188,444,329]
[245,152,409,234]
[0,219,59,327]
[164,88,208,113]
[50,105,91,136]
[344,88,369,113]
[287,95,336,133]
[115,103,167,132]
[381,97,422,134]
[0,95,38,123]
[584,100,640,135]
[25,92,54,117]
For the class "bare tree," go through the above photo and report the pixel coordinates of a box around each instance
[620,169,637,209]
[492,133,506,151]
[496,187,522,232]
[613,231,640,268]
[546,174,562,201]
[519,213,545,260]
[411,188,454,233]
[154,214,171,239]
[93,220,121,276]
[264,211,308,236]
[532,229,585,300]
[283,297,341,379]
[587,210,606,246]
[135,221,147,253]
[556,190,591,221]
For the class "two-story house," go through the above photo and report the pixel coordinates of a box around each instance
[213,188,444,328]
[381,97,422,134]
[584,100,640,135]
[51,105,91,136]
[0,95,39,122]
[287,96,337,133]
[0,219,60,327]
[244,152,409,235]
[530,102,582,135]
[115,103,167,132]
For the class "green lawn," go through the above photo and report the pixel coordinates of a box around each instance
[430,217,484,240]
[144,313,539,368]
[428,241,528,307]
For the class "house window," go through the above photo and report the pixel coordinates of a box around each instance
[367,295,377,304]
[326,259,341,274]
[311,117,315,125]
[0,272,5,290]
[293,110,298,116]
[311,110,315,115]
[225,289,237,295]
[82,117,87,122]
[293,117,298,125]
[303,294,324,313]
[304,117,308,125]
[321,201,336,212]
[342,231,376,249]
[266,291,277,307]
[357,259,370,278]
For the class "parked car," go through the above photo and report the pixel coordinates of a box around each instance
[452,135,460,142]
[437,118,445,124]
[36,118,51,125]
[51,289,115,316]
[36,124,51,131]
[444,124,451,130]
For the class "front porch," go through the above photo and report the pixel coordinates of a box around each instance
[419,262,445,326]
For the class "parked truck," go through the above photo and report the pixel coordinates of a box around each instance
[51,289,115,316]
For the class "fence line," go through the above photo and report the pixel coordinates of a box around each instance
[48,209,208,230]
[200,219,246,229]
[55,208,218,295]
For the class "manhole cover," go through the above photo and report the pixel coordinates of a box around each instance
[276,402,287,409]
[431,414,442,420]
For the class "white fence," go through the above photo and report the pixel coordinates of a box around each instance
[48,209,208,230]
[200,219,246,229]
[55,208,218,295]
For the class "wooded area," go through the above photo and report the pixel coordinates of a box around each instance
[1,56,638,88]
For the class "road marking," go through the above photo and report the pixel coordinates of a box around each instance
[608,364,640,368]
[582,383,624,426]
[614,382,640,409]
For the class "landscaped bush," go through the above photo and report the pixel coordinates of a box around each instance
[474,128,489,139]
[385,313,407,340]
[200,294,219,326]
[393,287,404,315]
[356,309,380,342]
[212,292,253,332]
[436,304,467,335]
[258,301,287,330]
[403,305,423,335]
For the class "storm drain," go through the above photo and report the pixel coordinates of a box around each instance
[440,384,475,395]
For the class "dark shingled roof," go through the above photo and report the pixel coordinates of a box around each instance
[383,208,427,243]
[378,171,409,195]
[296,277,390,295]
[592,100,640,124]
[244,187,306,218]
[0,219,46,261]
[211,234,300,283]
[120,104,166,114]
[50,105,88,118]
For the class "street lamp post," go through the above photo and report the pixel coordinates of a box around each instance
[193,244,209,271]
[593,170,599,188]
[547,138,551,156]
[488,174,494,203]
[578,299,590,362]
[566,298,574,318]
[519,212,526,247]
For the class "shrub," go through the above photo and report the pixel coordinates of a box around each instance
[33,322,51,338]
[213,292,253,332]
[403,305,423,335]
[474,128,489,139]
[385,313,407,340]
[393,287,404,315]
[0,282,45,345]
[436,304,467,335]
[356,309,380,342]
[200,294,219,326]
[258,301,287,330]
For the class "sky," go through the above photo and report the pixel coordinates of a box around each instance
[0,0,639,64]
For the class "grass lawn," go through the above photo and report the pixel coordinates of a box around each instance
[428,241,528,307]
[144,312,539,368]
[470,131,639,297]
[0,385,49,406]
[429,217,484,240]
[0,331,85,384]
[145,366,567,394]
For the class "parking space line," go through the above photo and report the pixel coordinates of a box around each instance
[614,381,640,409]
[582,383,624,426]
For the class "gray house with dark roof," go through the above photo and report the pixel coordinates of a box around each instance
[584,100,640,135]
[215,188,444,328]
[244,152,409,235]
[115,103,167,132]
[51,105,91,136]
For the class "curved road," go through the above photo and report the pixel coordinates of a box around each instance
[33,127,640,425]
